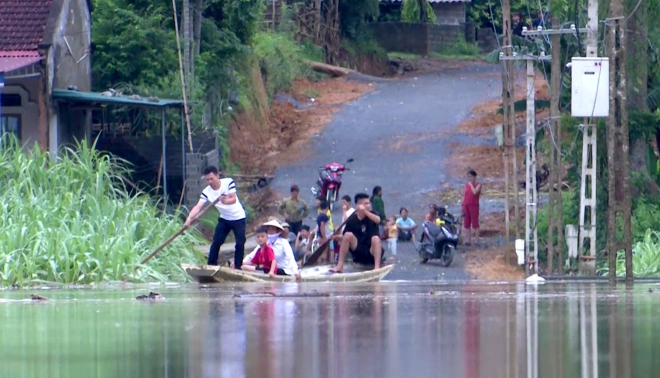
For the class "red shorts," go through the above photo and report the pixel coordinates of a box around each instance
[462,205,479,229]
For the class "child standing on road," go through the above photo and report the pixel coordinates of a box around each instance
[462,170,482,246]
[385,216,398,261]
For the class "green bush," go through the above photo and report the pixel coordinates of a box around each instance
[598,230,660,277]
[401,0,436,23]
[437,35,482,58]
[252,31,306,99]
[632,198,660,242]
[0,137,205,286]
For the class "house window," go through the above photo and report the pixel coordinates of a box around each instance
[1,115,21,145]
[1,94,22,107]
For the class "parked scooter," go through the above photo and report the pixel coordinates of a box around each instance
[415,206,461,267]
[311,158,353,211]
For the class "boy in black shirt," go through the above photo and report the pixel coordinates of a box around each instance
[330,193,382,272]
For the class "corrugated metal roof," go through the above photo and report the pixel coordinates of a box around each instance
[52,89,186,109]
[0,51,42,73]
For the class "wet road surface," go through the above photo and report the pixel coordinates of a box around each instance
[272,63,502,280]
[2,282,659,378]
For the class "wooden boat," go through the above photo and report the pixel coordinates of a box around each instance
[181,263,395,283]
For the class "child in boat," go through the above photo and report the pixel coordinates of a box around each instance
[241,227,279,276]
[385,215,398,261]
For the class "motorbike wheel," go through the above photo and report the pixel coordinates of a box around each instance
[326,189,335,211]
[440,245,455,267]
[420,257,429,264]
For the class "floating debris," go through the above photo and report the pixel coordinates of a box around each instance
[136,292,164,301]
[31,294,48,301]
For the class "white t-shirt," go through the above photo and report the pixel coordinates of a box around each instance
[271,237,299,276]
[200,178,246,221]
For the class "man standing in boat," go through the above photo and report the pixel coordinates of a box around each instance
[330,193,382,273]
[184,166,247,269]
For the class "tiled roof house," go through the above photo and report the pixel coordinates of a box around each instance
[0,0,92,153]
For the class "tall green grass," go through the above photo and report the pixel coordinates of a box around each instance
[0,136,204,286]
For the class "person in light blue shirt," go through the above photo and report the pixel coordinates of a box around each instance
[395,207,417,241]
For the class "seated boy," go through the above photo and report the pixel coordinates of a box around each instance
[241,227,279,276]
[293,225,312,261]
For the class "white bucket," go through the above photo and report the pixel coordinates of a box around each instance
[515,239,525,265]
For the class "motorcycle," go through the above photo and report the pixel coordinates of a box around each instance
[414,206,461,267]
[311,158,353,211]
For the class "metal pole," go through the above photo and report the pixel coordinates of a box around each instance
[162,109,168,203]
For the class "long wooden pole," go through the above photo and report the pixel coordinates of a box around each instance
[171,0,194,152]
[502,0,513,261]
[139,196,222,266]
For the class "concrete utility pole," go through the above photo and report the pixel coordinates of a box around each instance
[501,0,515,262]
[524,26,591,274]
[606,0,632,283]
[576,0,600,275]
[525,58,539,276]
[501,49,550,276]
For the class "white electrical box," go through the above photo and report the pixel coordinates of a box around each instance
[571,57,609,118]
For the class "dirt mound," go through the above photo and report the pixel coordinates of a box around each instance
[465,246,525,281]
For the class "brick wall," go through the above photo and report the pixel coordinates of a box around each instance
[368,22,465,55]
[369,22,499,55]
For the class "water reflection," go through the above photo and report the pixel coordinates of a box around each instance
[0,283,656,378]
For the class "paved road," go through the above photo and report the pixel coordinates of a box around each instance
[273,63,502,280]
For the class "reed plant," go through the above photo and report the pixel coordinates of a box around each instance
[0,136,205,286]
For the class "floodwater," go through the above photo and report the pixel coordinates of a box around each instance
[1,282,660,378]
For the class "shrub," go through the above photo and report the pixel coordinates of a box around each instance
[401,0,436,23]
[598,230,660,277]
[252,31,305,99]
[0,137,205,286]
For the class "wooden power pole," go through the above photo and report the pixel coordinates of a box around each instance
[606,0,632,283]
[501,0,514,262]
[547,33,564,275]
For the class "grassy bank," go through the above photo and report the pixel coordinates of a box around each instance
[0,138,205,286]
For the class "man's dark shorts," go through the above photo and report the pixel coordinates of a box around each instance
[350,244,375,264]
